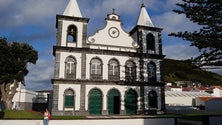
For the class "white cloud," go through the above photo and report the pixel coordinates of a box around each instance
[163,44,200,60]
[24,59,54,91]
[153,12,200,34]
[102,0,139,15]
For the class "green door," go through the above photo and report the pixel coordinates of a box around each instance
[125,90,138,115]
[89,89,102,115]
[108,89,120,114]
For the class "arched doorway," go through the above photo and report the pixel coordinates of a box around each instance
[108,89,120,114]
[125,89,138,115]
[148,90,158,108]
[88,89,102,115]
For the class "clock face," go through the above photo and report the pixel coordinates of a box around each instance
[108,27,120,38]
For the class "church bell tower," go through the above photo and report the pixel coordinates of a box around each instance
[52,0,89,115]
[55,0,89,48]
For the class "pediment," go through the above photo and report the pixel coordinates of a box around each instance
[87,14,138,49]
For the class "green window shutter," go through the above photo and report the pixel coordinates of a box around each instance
[65,95,74,107]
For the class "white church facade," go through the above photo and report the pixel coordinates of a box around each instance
[52,0,165,116]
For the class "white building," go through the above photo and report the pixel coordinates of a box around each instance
[12,83,37,110]
[165,91,212,110]
[1,83,50,111]
[51,0,165,116]
[213,86,222,97]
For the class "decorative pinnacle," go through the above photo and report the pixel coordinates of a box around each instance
[141,0,145,7]
[112,8,116,14]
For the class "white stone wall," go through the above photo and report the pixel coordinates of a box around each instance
[1,117,222,125]
[57,84,140,112]
[58,52,162,82]
[56,83,164,112]
[0,118,175,125]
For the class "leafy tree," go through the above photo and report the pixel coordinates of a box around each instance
[0,37,38,110]
[169,0,222,66]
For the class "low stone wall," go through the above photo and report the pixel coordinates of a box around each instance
[0,118,175,125]
[2,116,222,125]
[209,116,222,125]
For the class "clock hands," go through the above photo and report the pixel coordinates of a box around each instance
[112,30,117,34]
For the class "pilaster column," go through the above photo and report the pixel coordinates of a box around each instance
[52,83,59,115]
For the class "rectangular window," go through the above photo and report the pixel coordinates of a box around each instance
[65,95,74,107]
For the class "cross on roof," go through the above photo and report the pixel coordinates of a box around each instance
[112,8,116,14]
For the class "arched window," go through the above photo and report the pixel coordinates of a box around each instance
[125,60,136,82]
[148,90,158,109]
[146,33,155,51]
[65,56,76,79]
[90,58,102,80]
[147,62,156,82]
[67,25,77,43]
[64,89,75,108]
[108,59,120,80]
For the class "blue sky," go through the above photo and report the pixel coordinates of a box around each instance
[0,0,221,91]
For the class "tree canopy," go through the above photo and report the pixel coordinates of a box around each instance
[0,37,38,109]
[169,0,222,66]
[0,37,38,83]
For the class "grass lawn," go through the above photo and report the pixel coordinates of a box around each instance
[0,110,43,119]
[0,110,221,120]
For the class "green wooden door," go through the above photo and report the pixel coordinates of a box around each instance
[108,89,120,114]
[89,89,102,115]
[125,90,138,115]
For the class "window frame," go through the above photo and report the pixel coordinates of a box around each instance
[146,33,155,52]
[90,58,103,80]
[108,59,120,81]
[125,60,136,82]
[67,25,77,43]
[65,56,76,79]
[64,89,75,108]
[147,62,157,82]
